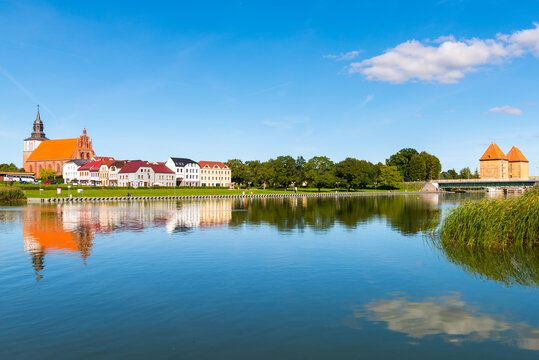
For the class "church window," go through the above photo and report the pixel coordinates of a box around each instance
[29,165,33,173]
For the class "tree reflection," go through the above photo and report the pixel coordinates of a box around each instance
[229,194,442,235]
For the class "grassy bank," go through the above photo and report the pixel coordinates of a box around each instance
[10,184,421,199]
[0,187,26,203]
[439,186,539,248]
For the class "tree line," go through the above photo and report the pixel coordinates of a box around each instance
[0,163,25,172]
[226,148,442,191]
[440,167,480,180]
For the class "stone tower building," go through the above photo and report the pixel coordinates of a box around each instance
[479,143,508,179]
[506,146,529,179]
[22,108,96,175]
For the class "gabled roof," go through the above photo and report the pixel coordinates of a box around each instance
[198,161,228,169]
[109,160,129,169]
[170,157,198,167]
[118,160,152,174]
[93,156,116,166]
[150,162,175,174]
[506,146,528,162]
[64,159,91,167]
[27,139,78,161]
[479,143,507,161]
[78,160,103,172]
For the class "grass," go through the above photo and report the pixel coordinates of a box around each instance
[439,186,539,248]
[0,187,26,203]
[10,183,420,199]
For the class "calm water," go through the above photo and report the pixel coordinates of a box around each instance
[0,194,537,359]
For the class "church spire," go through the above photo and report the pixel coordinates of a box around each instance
[26,105,48,140]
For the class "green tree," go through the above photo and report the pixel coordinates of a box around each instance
[272,156,297,188]
[378,165,403,189]
[0,163,24,172]
[295,156,306,186]
[226,159,249,185]
[459,167,472,179]
[335,157,361,190]
[245,160,262,187]
[39,168,56,181]
[386,148,418,180]
[419,151,441,180]
[407,154,426,182]
[305,156,336,192]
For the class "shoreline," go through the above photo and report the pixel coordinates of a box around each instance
[27,191,432,204]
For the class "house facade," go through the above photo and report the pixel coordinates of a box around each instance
[63,159,91,183]
[118,161,175,187]
[77,160,104,186]
[199,161,231,187]
[506,146,529,179]
[165,157,200,186]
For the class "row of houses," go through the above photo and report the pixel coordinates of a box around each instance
[63,156,231,187]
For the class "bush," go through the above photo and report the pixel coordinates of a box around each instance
[0,187,26,202]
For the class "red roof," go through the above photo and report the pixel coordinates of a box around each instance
[480,143,507,161]
[150,163,174,174]
[199,161,228,169]
[78,160,103,171]
[506,146,528,162]
[118,160,151,174]
[27,139,78,161]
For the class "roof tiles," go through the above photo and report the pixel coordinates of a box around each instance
[27,139,78,161]
[506,146,528,162]
[479,143,507,161]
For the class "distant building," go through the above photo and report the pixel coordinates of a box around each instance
[63,159,91,183]
[118,161,175,187]
[199,161,231,187]
[165,157,200,186]
[23,108,96,175]
[77,160,104,186]
[479,143,529,179]
[108,161,129,186]
[506,146,529,179]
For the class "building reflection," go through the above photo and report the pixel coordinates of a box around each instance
[21,194,448,280]
[351,293,539,351]
[22,200,235,280]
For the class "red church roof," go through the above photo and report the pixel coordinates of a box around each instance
[506,146,528,162]
[479,143,507,161]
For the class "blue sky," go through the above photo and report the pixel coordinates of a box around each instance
[0,0,538,173]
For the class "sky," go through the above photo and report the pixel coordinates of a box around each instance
[0,0,538,174]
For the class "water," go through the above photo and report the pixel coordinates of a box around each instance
[0,194,537,359]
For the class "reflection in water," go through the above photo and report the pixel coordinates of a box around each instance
[353,294,539,351]
[20,195,453,280]
[230,194,442,235]
[431,241,539,287]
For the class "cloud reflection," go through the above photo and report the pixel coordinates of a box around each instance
[353,294,539,351]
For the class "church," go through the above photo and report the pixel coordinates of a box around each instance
[23,108,96,175]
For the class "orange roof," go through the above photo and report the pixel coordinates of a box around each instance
[199,161,228,169]
[506,146,528,162]
[27,138,78,161]
[479,143,507,161]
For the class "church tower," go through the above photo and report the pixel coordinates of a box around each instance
[23,107,49,173]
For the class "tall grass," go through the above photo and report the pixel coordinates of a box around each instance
[439,186,539,248]
[0,187,27,203]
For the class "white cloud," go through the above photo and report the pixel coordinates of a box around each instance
[324,50,361,61]
[361,94,374,106]
[489,105,523,115]
[348,24,539,84]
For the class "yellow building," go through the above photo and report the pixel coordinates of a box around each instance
[479,143,529,179]
[506,146,529,179]
[199,161,231,187]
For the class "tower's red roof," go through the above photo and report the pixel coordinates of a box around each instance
[506,146,528,162]
[480,143,507,161]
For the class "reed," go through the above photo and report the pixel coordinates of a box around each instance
[0,187,27,203]
[439,186,539,248]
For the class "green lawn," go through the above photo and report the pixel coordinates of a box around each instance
[10,184,422,198]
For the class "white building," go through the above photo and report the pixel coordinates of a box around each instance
[117,161,175,187]
[63,159,90,184]
[108,161,128,186]
[165,157,200,186]
[77,160,103,186]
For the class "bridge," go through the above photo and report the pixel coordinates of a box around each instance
[421,178,539,191]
